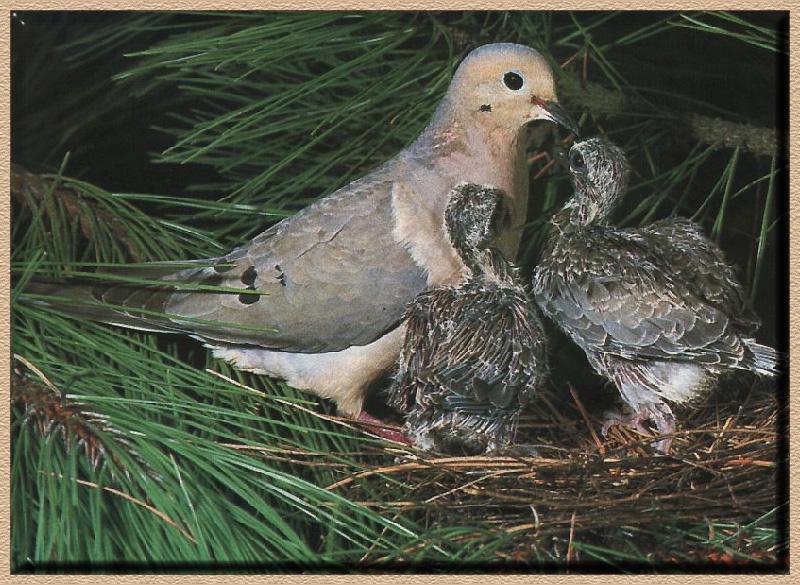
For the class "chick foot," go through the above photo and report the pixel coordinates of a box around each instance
[601,403,676,453]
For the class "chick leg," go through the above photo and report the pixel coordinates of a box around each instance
[601,403,676,453]
[646,403,676,454]
[601,408,651,436]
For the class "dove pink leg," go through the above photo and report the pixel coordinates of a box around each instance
[354,411,413,445]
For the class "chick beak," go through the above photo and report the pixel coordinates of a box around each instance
[534,98,580,136]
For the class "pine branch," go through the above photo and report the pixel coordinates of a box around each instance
[12,357,143,475]
[12,165,143,261]
[11,11,783,566]
[686,113,778,157]
[558,73,778,157]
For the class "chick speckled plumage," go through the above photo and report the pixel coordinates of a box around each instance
[388,184,548,455]
[532,137,778,453]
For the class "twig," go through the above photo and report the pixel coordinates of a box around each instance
[207,369,407,446]
[326,462,426,490]
[423,471,507,504]
[206,369,360,431]
[568,385,605,455]
[13,354,60,395]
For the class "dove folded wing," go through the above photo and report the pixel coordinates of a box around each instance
[32,173,428,354]
[642,217,760,332]
[162,176,428,352]
[535,228,750,368]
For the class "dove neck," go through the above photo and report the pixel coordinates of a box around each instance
[422,97,527,183]
[541,208,583,257]
[414,97,530,261]
[460,248,517,285]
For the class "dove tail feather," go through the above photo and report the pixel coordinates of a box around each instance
[19,279,178,334]
[743,339,779,377]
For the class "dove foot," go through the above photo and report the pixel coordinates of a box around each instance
[601,403,676,454]
[354,411,413,445]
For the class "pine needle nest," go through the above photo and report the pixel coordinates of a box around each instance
[328,379,785,565]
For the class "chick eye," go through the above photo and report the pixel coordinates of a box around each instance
[569,149,586,172]
[492,202,512,235]
[503,71,524,91]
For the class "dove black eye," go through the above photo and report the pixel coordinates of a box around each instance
[569,150,586,172]
[503,71,524,91]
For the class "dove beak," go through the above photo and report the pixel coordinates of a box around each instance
[534,98,580,135]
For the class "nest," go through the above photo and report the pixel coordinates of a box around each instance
[328,379,785,566]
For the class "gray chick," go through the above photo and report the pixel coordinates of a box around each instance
[388,183,548,455]
[532,137,778,453]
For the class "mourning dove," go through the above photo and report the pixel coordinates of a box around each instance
[387,184,548,454]
[532,137,778,453]
[26,43,577,429]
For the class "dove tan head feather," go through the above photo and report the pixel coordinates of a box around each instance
[444,43,578,134]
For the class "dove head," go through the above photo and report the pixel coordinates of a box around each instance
[444,183,510,272]
[443,43,578,135]
[562,137,629,227]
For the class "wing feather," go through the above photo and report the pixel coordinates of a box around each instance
[389,281,547,419]
[534,224,748,367]
[57,172,429,353]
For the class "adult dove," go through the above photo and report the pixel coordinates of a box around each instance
[26,43,577,433]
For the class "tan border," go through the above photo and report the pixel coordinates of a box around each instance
[2,1,799,8]
[1,4,795,584]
